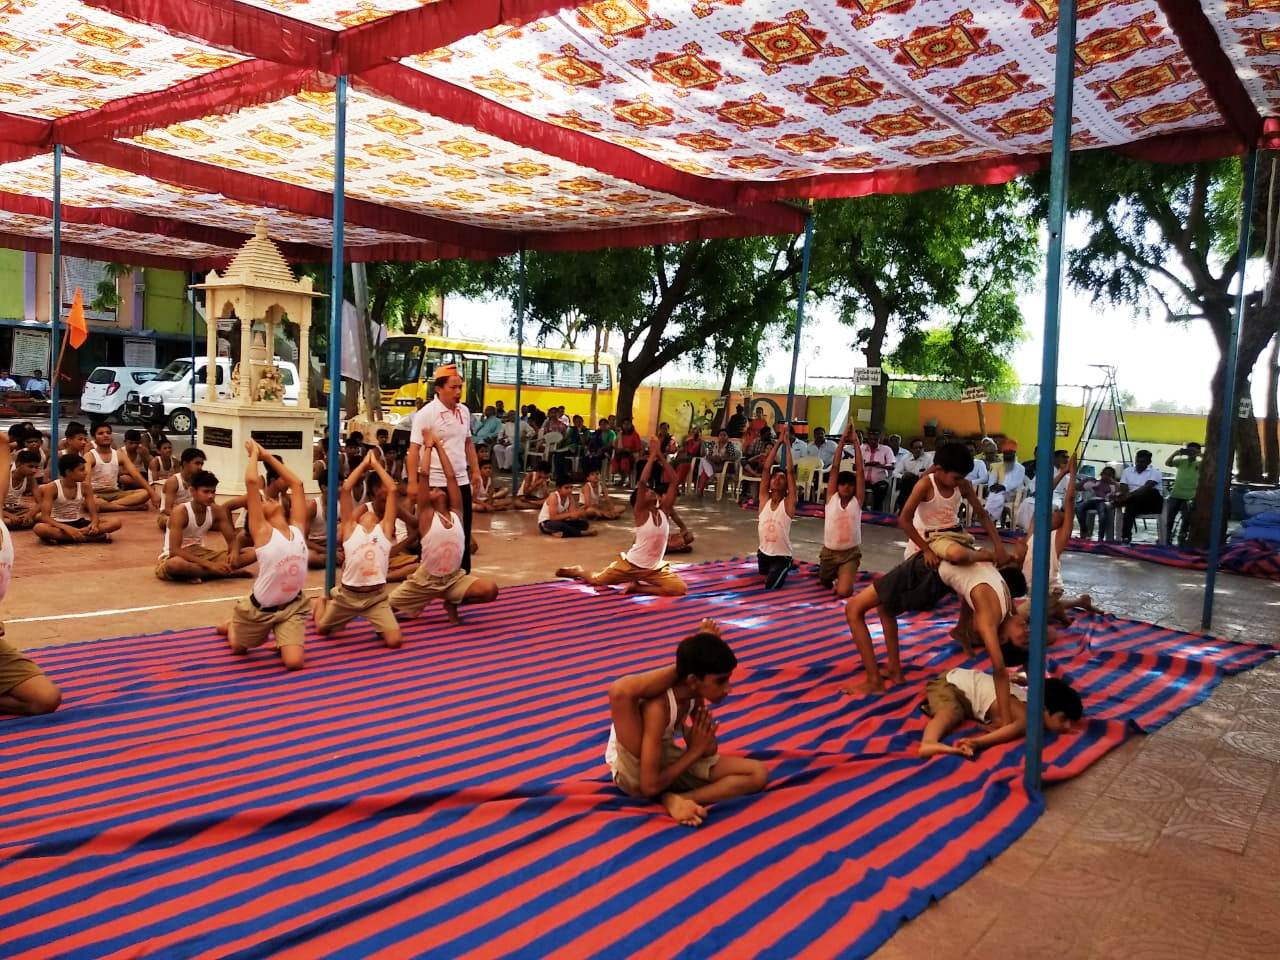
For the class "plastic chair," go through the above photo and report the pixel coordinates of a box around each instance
[794,456,822,500]
[715,458,741,501]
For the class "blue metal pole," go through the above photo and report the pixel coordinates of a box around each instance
[512,246,525,496]
[785,213,814,422]
[188,270,196,446]
[324,75,348,597]
[1025,0,1078,796]
[1202,149,1258,630]
[49,144,62,451]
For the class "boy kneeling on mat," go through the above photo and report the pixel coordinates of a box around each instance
[919,669,1083,759]
[606,619,767,827]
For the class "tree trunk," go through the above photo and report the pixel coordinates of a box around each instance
[864,303,892,431]
[1266,332,1279,483]
[1189,356,1230,550]
[713,358,737,431]
[1235,374,1263,482]
[615,374,639,427]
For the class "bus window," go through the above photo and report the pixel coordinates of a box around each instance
[378,339,424,389]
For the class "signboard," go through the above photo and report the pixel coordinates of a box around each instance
[1055,421,1071,437]
[202,426,233,448]
[251,430,304,450]
[584,371,603,385]
[10,329,48,377]
[853,366,882,387]
[961,386,988,403]
[123,337,155,369]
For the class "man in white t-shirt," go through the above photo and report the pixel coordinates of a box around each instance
[406,364,481,572]
[893,438,932,511]
[1115,449,1163,544]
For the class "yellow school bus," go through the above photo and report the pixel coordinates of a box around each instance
[376,334,618,426]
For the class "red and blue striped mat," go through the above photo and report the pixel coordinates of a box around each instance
[1,559,1272,958]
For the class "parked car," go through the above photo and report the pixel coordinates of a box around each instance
[123,355,301,434]
[79,366,160,423]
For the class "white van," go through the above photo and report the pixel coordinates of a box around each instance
[80,366,160,423]
[124,356,300,434]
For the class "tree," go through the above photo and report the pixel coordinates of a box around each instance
[1058,152,1280,548]
[89,262,135,313]
[514,236,803,423]
[807,183,1038,429]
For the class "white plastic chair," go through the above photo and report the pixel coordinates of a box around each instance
[795,456,822,501]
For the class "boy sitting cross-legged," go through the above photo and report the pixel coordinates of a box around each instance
[919,668,1082,759]
[606,619,768,827]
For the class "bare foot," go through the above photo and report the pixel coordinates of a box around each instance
[884,669,905,686]
[661,792,707,827]
[444,602,462,625]
[470,538,479,555]
[918,742,966,759]
[555,566,580,580]
[841,677,886,697]
[621,582,641,595]
[227,637,248,656]
[215,622,229,636]
[551,531,565,539]
[1077,593,1100,614]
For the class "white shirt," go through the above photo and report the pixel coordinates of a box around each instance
[412,398,471,487]
[624,509,669,569]
[938,561,1012,618]
[252,525,308,607]
[993,461,1026,490]
[342,522,391,588]
[1120,465,1162,490]
[0,521,12,602]
[0,376,16,390]
[1023,531,1064,595]
[824,492,861,550]
[805,439,837,468]
[421,510,465,577]
[945,668,1027,723]
[790,439,808,462]
[896,452,932,478]
[758,497,793,557]
[966,460,989,485]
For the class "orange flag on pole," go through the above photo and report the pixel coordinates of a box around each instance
[66,286,88,349]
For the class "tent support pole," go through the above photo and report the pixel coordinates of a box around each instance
[1025,0,1078,797]
[513,245,526,496]
[1202,148,1258,630]
[324,74,348,597]
[785,213,814,423]
[189,270,196,445]
[50,143,62,450]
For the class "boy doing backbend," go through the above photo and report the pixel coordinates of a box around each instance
[606,619,767,826]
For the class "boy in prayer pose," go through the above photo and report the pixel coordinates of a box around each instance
[539,476,595,538]
[5,449,41,529]
[514,464,551,509]
[390,430,499,624]
[556,438,687,597]
[155,469,254,582]
[0,431,61,716]
[219,441,311,670]
[919,670,1082,759]
[818,423,864,598]
[33,454,122,544]
[606,618,768,827]
[87,423,158,512]
[311,451,402,649]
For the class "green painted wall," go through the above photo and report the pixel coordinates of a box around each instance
[143,268,203,335]
[0,249,25,320]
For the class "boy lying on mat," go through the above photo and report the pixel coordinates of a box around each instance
[919,668,1083,760]
[606,620,767,827]
[842,546,1029,709]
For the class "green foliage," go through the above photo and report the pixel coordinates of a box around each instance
[808,182,1037,381]
[88,262,135,313]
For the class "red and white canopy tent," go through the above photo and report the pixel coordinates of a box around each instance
[4,0,1277,790]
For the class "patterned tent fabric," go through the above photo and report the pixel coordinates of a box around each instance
[0,1,1273,265]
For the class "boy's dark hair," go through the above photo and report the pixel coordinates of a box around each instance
[58,452,84,476]
[836,470,856,487]
[93,421,112,435]
[23,428,41,443]
[933,442,974,475]
[124,429,143,443]
[65,421,87,439]
[1044,676,1083,721]
[365,470,383,492]
[555,474,573,488]
[9,423,27,443]
[999,566,1028,598]
[265,464,281,485]
[675,631,738,679]
[1000,640,1029,668]
[190,469,219,490]
[346,431,363,446]
[15,449,40,466]
[181,446,206,464]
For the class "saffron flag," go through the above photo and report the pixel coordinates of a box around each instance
[66,287,87,350]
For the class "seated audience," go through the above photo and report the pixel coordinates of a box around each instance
[34,453,122,543]
[1115,449,1164,544]
[155,469,254,582]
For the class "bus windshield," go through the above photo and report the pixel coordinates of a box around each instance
[378,338,425,389]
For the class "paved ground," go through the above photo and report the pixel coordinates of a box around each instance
[6,493,1279,958]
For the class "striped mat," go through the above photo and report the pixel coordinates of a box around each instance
[1,560,1273,959]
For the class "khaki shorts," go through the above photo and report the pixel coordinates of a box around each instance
[387,553,418,576]
[610,737,719,798]
[926,529,975,558]
[93,488,131,503]
[0,636,45,696]
[924,676,977,722]
[389,568,476,617]
[229,592,309,650]
[317,584,398,637]
[818,545,862,584]
[155,545,229,581]
[589,557,686,593]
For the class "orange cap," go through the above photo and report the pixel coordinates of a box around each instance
[433,363,460,381]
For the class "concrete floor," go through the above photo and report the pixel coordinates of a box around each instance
[6,493,1280,958]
